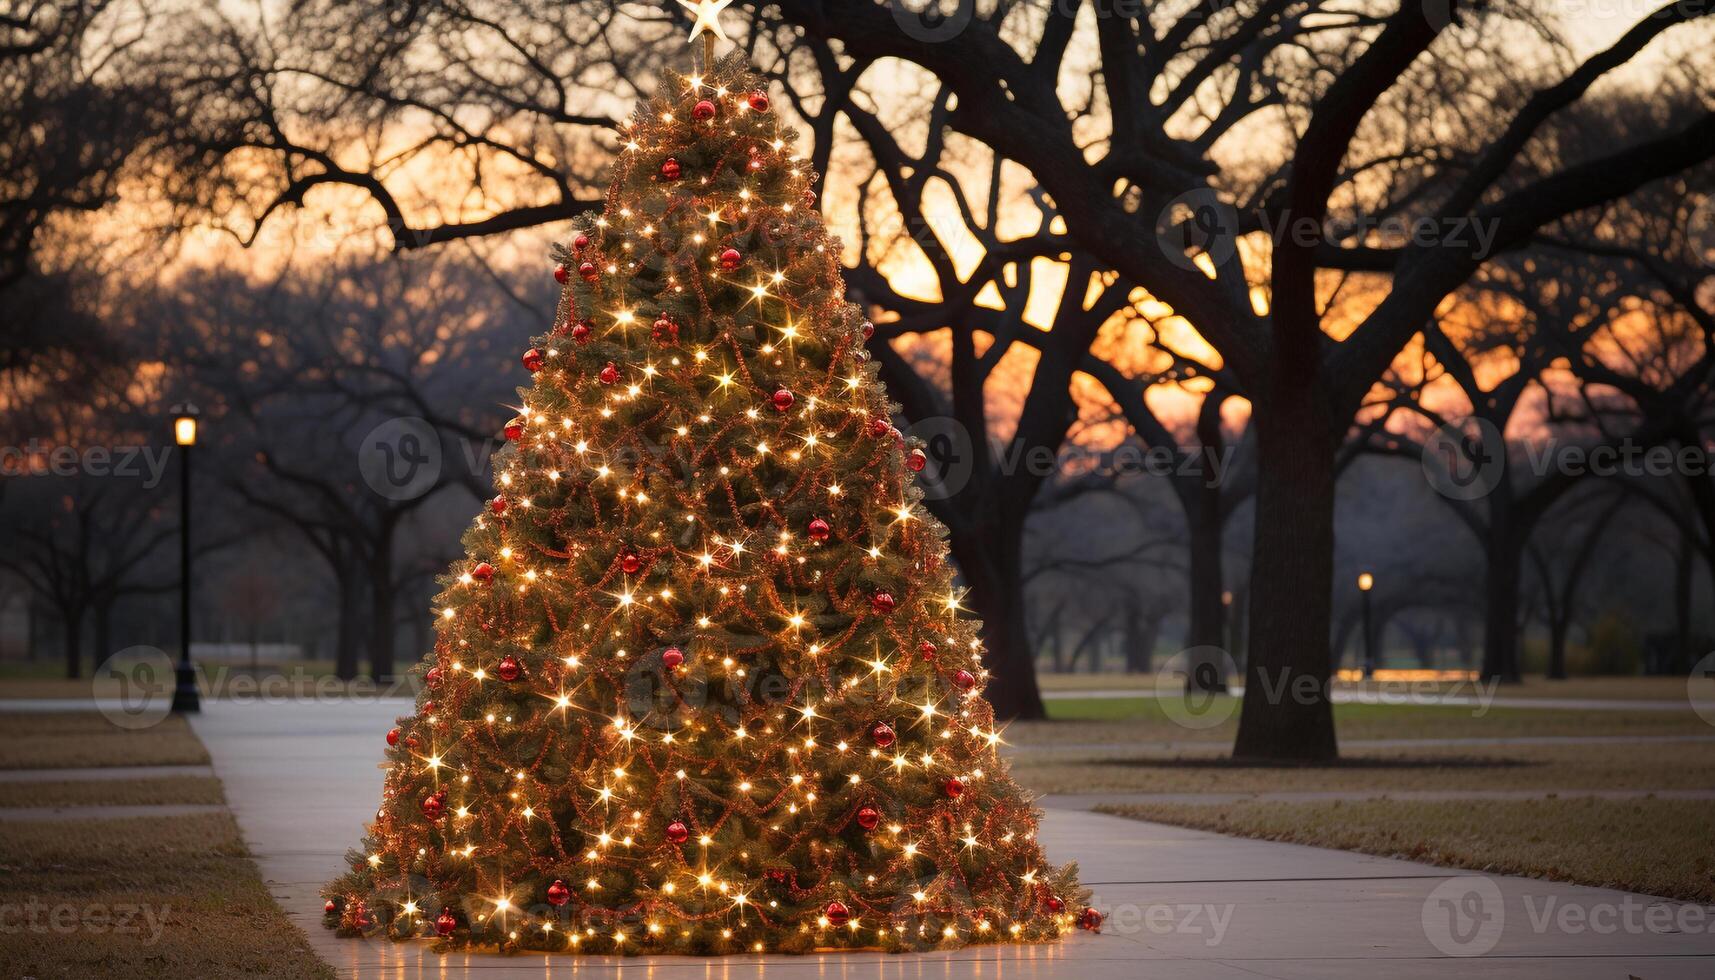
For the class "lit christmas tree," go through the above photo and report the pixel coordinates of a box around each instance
[324,5,1089,955]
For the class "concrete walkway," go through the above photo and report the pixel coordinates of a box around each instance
[190,700,1715,979]
[1041,788,1715,809]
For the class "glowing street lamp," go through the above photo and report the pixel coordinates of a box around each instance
[1357,571,1376,680]
[170,403,201,713]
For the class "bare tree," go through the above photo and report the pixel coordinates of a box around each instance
[149,253,520,679]
[120,1,1715,749]
[751,1,1715,758]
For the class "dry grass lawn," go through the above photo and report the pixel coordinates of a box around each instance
[1036,674,1697,701]
[0,712,211,769]
[1007,740,1715,796]
[1100,797,1715,903]
[1015,696,1711,746]
[0,813,333,978]
[0,776,226,807]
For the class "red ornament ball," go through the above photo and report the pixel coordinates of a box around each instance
[918,641,937,661]
[748,90,770,113]
[471,561,496,583]
[421,792,445,819]
[807,518,831,542]
[324,898,338,914]
[870,721,896,748]
[425,666,444,689]
[620,551,643,574]
[692,99,717,121]
[435,908,457,936]
[521,348,544,373]
[1079,907,1104,932]
[868,416,891,438]
[598,362,619,385]
[662,647,685,670]
[578,261,598,282]
[862,320,875,340]
[665,819,690,844]
[660,157,681,181]
[1047,894,1066,913]
[943,776,965,798]
[497,655,522,682]
[954,669,977,691]
[420,701,435,717]
[573,232,590,251]
[502,419,524,442]
[719,247,743,272]
[907,448,927,472]
[546,879,571,907]
[855,805,880,831]
[386,727,400,746]
[490,495,507,515]
[871,592,896,615]
[824,901,851,927]
[553,263,570,284]
[570,319,592,344]
[652,314,678,345]
[771,387,795,412]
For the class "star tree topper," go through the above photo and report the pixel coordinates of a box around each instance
[678,0,734,46]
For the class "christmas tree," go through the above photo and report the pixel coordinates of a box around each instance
[324,20,1088,956]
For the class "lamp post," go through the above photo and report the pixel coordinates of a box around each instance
[170,403,201,713]
[1357,571,1376,680]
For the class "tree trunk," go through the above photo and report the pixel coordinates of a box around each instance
[93,597,113,670]
[368,564,396,682]
[1233,384,1338,762]
[1481,524,1524,683]
[1124,610,1159,674]
[1673,534,1694,675]
[334,563,363,680]
[1546,614,1569,680]
[956,525,1046,720]
[63,607,84,680]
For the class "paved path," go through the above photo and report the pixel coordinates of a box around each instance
[1041,788,1715,809]
[186,700,1715,979]
[0,764,216,782]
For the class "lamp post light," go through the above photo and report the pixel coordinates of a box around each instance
[170,403,201,714]
[1357,571,1376,681]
